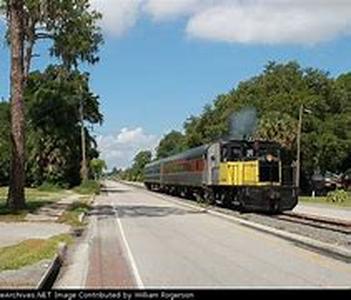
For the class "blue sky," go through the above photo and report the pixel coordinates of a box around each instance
[1,1,351,169]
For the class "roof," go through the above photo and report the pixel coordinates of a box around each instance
[145,144,209,168]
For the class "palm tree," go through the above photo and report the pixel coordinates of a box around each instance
[255,112,298,149]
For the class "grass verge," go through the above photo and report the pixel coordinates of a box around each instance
[299,196,351,208]
[0,187,69,222]
[73,180,100,195]
[37,182,65,193]
[0,234,73,272]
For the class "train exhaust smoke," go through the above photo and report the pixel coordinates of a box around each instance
[229,107,258,140]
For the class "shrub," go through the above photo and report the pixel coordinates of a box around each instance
[326,189,351,203]
[37,182,64,192]
[73,180,101,195]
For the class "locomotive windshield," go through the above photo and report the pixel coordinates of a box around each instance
[221,141,280,162]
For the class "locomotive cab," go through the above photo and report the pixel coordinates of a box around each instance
[219,140,282,186]
[215,140,297,213]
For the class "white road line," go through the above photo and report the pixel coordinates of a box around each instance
[111,201,145,289]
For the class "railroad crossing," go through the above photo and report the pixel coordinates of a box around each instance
[56,181,351,288]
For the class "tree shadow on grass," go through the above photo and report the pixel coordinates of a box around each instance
[0,198,55,220]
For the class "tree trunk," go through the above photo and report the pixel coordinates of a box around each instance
[80,100,88,182]
[23,18,35,83]
[7,0,26,210]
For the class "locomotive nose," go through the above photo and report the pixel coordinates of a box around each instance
[267,188,281,213]
[268,189,280,200]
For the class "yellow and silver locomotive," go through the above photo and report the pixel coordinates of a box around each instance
[144,139,297,213]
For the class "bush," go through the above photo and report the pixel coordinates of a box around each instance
[69,201,91,212]
[59,201,92,227]
[37,182,64,192]
[73,180,100,195]
[326,189,351,204]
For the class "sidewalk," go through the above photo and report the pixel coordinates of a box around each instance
[25,194,81,222]
[0,194,81,248]
[0,193,82,288]
[0,222,70,248]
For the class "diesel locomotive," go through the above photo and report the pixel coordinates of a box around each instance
[144,139,298,213]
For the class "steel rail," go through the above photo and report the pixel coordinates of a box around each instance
[273,212,351,235]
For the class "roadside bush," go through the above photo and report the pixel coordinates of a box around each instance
[73,180,101,195]
[326,189,351,204]
[37,182,65,192]
[69,201,91,212]
[59,201,92,228]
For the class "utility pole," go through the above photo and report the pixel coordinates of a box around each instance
[80,97,88,182]
[296,104,304,191]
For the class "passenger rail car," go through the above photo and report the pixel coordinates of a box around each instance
[144,140,298,213]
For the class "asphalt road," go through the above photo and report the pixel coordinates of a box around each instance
[83,181,351,288]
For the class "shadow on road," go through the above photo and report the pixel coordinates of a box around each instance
[100,188,131,195]
[87,205,116,219]
[88,204,206,219]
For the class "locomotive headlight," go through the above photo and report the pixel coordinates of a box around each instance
[266,154,274,162]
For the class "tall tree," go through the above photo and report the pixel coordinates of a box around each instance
[156,131,187,159]
[130,151,152,181]
[90,159,107,180]
[2,0,103,209]
[21,0,103,78]
[0,102,10,185]
[25,66,103,187]
[7,0,26,209]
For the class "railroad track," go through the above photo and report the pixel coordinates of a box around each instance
[273,212,351,235]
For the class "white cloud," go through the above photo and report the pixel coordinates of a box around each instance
[90,0,143,36]
[97,127,159,169]
[91,0,351,44]
[144,0,202,20]
[186,1,351,45]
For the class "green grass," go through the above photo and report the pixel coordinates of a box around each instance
[0,234,73,272]
[0,187,69,222]
[299,195,351,208]
[73,180,100,195]
[37,182,65,193]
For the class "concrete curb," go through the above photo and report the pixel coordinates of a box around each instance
[78,212,85,224]
[121,180,351,263]
[90,194,96,205]
[79,194,96,224]
[35,193,97,289]
[36,243,67,289]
